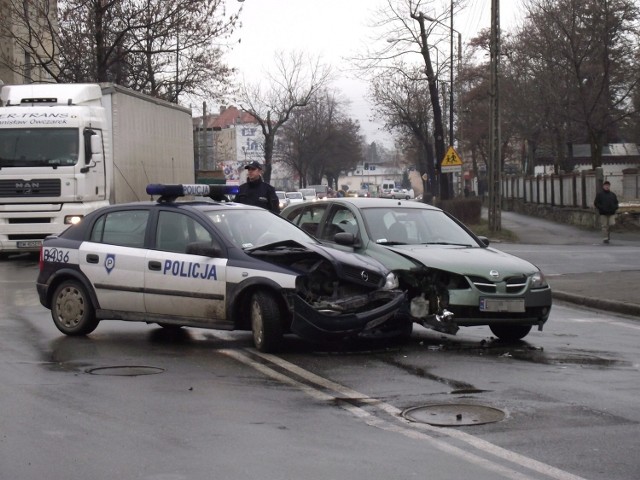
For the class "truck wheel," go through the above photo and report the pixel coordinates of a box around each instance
[51,280,99,336]
[489,324,532,341]
[250,291,283,353]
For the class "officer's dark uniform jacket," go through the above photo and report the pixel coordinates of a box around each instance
[594,190,619,215]
[235,177,280,213]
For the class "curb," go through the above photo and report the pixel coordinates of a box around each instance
[552,291,640,318]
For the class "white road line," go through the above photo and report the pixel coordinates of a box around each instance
[220,348,539,480]
[253,350,589,480]
[207,331,590,480]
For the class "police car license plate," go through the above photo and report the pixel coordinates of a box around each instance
[480,298,525,312]
[17,240,42,249]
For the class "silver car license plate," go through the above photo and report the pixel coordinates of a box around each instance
[17,240,42,249]
[480,298,525,312]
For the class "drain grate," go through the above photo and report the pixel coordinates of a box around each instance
[86,366,165,376]
[403,403,505,426]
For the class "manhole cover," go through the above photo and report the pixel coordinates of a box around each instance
[86,366,165,376]
[403,403,505,426]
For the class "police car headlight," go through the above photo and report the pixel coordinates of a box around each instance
[384,272,399,290]
[65,215,84,225]
[530,271,548,289]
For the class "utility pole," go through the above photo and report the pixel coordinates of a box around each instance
[488,0,501,231]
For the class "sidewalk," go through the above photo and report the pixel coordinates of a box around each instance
[488,210,640,318]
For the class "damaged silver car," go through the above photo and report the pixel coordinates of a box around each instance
[282,198,552,341]
[36,184,405,352]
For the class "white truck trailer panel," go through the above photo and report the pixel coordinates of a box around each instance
[101,84,194,203]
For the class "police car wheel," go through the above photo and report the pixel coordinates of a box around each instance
[51,280,99,336]
[250,291,283,353]
[489,324,532,341]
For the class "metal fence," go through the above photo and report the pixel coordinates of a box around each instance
[502,171,640,206]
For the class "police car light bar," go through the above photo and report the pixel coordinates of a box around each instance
[146,184,239,202]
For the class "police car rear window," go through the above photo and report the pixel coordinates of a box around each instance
[90,210,149,248]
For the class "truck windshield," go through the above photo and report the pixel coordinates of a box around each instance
[0,128,79,168]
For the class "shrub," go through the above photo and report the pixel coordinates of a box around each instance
[437,197,482,224]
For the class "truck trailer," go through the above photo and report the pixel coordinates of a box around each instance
[0,83,194,254]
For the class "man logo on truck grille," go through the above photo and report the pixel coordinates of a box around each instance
[15,181,39,194]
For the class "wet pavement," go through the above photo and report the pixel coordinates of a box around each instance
[488,209,640,318]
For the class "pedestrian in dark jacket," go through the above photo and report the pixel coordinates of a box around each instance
[594,180,619,244]
[235,161,280,213]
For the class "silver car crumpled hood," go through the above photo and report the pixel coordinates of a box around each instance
[383,245,541,280]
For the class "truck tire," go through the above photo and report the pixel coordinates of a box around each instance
[489,324,532,341]
[250,291,283,353]
[51,280,99,336]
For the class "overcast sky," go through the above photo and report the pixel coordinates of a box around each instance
[226,0,523,146]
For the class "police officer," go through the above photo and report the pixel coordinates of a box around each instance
[235,161,280,213]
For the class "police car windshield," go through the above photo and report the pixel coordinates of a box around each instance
[204,208,316,249]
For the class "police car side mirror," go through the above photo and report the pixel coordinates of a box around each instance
[185,242,222,258]
[334,232,357,246]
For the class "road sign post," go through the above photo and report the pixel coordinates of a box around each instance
[441,146,463,174]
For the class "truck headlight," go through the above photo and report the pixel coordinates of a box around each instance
[384,272,400,290]
[64,215,84,225]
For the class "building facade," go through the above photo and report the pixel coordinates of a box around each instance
[193,105,296,189]
[0,0,56,85]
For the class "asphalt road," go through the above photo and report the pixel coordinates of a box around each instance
[2,248,640,480]
[490,210,640,318]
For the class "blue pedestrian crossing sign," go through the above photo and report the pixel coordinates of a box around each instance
[441,146,463,173]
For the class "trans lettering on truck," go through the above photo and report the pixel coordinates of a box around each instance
[0,112,71,119]
[163,260,217,280]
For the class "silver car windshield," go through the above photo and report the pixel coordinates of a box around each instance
[204,208,317,249]
[361,207,480,247]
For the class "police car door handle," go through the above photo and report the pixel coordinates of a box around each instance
[86,254,99,264]
[148,260,162,271]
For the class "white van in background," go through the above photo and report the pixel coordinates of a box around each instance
[308,184,329,198]
[379,180,397,197]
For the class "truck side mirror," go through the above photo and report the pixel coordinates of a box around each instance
[90,134,103,161]
[83,128,103,166]
[83,129,95,165]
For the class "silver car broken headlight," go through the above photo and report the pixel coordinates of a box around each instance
[384,272,400,290]
[530,271,548,289]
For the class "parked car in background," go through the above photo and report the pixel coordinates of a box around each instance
[281,197,552,340]
[285,191,305,204]
[308,184,329,199]
[36,184,405,353]
[381,188,412,200]
[401,189,415,199]
[276,191,289,210]
[298,188,318,201]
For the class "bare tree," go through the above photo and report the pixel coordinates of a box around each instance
[355,0,464,200]
[0,0,239,103]
[280,90,364,188]
[236,51,332,183]
[370,64,437,199]
[516,0,640,169]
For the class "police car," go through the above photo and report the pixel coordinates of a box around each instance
[36,184,406,352]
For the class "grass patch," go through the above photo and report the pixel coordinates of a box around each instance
[467,219,519,243]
